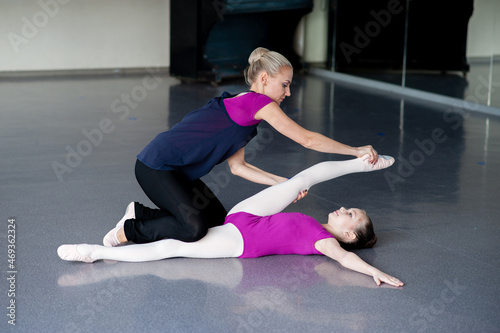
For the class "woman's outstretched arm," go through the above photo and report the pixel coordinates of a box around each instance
[255,102,378,163]
[315,238,404,287]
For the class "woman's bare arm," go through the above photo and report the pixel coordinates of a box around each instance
[226,147,288,185]
[255,102,378,162]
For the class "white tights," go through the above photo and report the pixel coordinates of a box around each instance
[87,156,379,262]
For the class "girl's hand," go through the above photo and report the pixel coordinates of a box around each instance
[355,145,378,164]
[293,189,308,203]
[372,270,404,287]
[280,178,308,203]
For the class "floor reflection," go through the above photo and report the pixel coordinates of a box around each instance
[56,254,391,331]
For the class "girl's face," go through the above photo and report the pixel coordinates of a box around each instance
[262,66,293,105]
[328,207,368,240]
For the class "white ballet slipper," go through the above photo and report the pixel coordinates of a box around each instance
[57,244,96,263]
[361,154,395,171]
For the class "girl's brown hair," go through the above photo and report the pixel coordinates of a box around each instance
[339,216,377,250]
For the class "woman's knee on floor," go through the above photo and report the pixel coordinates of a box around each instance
[181,223,209,242]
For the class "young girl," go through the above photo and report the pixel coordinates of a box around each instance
[59,155,404,287]
[106,46,380,247]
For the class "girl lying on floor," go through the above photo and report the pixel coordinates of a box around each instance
[58,155,404,287]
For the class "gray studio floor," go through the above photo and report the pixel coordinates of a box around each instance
[1,70,499,333]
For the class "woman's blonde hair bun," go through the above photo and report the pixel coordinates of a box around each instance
[244,47,292,86]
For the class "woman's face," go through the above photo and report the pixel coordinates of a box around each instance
[262,66,293,105]
[328,207,368,237]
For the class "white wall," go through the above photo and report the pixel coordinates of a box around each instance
[467,0,500,58]
[0,0,496,73]
[0,0,170,72]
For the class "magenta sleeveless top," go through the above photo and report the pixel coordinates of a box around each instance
[225,212,334,258]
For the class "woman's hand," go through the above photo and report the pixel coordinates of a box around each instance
[372,269,404,287]
[355,145,379,164]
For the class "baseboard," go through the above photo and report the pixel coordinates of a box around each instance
[0,67,170,79]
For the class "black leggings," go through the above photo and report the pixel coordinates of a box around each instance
[123,160,227,243]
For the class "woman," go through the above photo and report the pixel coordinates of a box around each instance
[59,154,404,287]
[103,47,379,247]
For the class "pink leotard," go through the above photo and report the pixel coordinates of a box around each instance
[223,92,274,126]
[224,212,334,258]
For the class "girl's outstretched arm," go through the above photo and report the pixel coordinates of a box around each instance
[315,238,404,287]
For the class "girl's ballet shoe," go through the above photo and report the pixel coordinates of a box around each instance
[57,244,96,263]
[361,154,395,171]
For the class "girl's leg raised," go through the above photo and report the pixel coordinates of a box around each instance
[228,155,394,217]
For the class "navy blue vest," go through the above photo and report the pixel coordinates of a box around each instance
[137,91,260,180]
